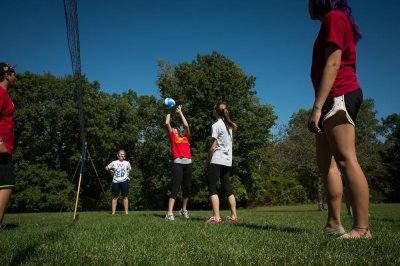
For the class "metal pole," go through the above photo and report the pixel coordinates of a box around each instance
[73,142,87,220]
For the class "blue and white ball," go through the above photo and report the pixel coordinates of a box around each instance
[163,97,176,108]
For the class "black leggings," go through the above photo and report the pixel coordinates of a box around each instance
[170,163,192,199]
[207,164,233,197]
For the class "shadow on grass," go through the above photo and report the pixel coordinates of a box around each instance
[370,217,400,223]
[148,213,308,230]
[256,209,323,213]
[72,214,80,222]
[149,213,207,222]
[8,229,66,265]
[8,243,37,266]
[0,223,19,230]
[150,213,166,219]
[233,222,307,233]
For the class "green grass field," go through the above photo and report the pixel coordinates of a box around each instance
[1,204,400,265]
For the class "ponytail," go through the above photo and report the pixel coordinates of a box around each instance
[214,103,237,129]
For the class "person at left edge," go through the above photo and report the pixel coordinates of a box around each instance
[0,63,17,228]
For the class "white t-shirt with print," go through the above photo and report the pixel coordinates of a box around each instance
[210,118,233,167]
[107,160,131,183]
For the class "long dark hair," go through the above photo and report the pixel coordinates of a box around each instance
[309,0,362,43]
[214,103,237,130]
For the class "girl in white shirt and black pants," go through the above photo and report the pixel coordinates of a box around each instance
[205,103,239,223]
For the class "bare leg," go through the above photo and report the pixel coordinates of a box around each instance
[316,134,343,230]
[228,194,237,218]
[325,114,371,237]
[0,189,12,225]
[123,196,129,214]
[111,196,118,215]
[167,198,175,215]
[210,194,220,219]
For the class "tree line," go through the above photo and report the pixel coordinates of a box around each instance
[8,52,399,212]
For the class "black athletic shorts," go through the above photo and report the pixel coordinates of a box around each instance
[319,88,363,131]
[0,154,15,189]
[112,180,129,197]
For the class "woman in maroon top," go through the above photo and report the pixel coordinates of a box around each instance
[308,0,371,238]
[0,63,17,228]
[164,105,192,221]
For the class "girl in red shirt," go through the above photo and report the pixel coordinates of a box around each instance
[165,105,192,221]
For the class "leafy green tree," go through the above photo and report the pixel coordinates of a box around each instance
[82,89,144,210]
[273,109,319,206]
[381,113,400,202]
[129,95,170,210]
[355,99,388,202]
[10,72,79,211]
[10,73,148,211]
[11,152,73,212]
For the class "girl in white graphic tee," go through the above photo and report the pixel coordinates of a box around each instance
[105,149,131,215]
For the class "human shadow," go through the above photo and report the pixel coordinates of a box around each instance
[370,217,400,224]
[256,209,322,213]
[232,222,307,234]
[8,229,66,265]
[150,213,166,219]
[0,223,19,230]
[149,213,206,222]
[8,243,37,266]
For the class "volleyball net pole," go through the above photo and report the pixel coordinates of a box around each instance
[64,0,87,220]
[73,142,87,220]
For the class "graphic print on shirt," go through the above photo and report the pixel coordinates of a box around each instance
[107,160,131,183]
[175,136,189,144]
[114,163,127,178]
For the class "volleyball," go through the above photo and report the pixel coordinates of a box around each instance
[163,97,176,108]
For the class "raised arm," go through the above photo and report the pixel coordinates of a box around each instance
[165,110,173,133]
[176,105,190,136]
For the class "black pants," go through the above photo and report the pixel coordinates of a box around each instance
[170,163,192,199]
[207,163,233,197]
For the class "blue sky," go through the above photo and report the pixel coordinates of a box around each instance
[3,0,399,131]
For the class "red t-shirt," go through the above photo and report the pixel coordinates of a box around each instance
[169,131,192,159]
[311,10,360,99]
[0,86,16,155]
